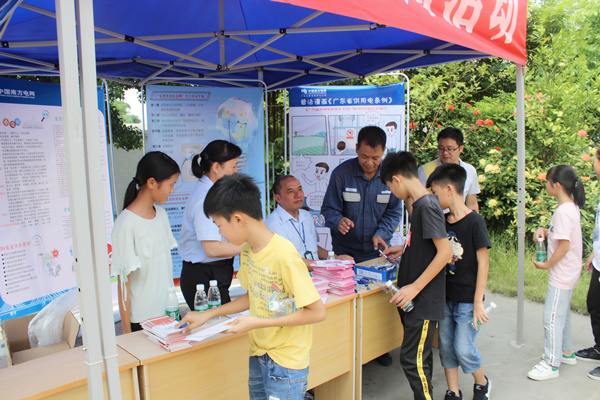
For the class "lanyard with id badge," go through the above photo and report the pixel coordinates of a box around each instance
[290,219,313,260]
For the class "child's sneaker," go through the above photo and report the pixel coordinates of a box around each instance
[575,347,600,362]
[527,360,559,381]
[444,389,462,400]
[540,352,577,365]
[561,352,577,365]
[473,376,491,400]
[589,366,600,381]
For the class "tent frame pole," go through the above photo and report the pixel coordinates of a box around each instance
[514,63,526,348]
[55,0,122,398]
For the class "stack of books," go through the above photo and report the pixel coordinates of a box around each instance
[312,276,330,304]
[311,259,356,297]
[140,315,191,352]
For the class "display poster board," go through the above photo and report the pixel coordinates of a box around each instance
[289,84,406,251]
[0,77,113,320]
[146,85,265,278]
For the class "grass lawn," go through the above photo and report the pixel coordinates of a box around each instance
[487,233,591,314]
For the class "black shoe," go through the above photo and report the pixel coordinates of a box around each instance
[304,389,315,400]
[473,376,491,400]
[444,390,463,400]
[575,347,600,362]
[375,352,393,367]
[589,366,600,381]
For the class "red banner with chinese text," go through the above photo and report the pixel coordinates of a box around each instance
[274,0,527,65]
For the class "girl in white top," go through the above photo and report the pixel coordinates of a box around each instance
[112,151,180,333]
[178,140,243,309]
[528,165,585,381]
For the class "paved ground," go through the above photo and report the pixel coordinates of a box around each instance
[361,292,600,400]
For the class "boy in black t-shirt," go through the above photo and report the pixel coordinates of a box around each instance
[381,152,453,400]
[427,163,491,400]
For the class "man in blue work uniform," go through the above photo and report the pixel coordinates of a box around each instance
[321,125,402,367]
[322,125,403,263]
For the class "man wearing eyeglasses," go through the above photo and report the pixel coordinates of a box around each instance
[417,127,480,212]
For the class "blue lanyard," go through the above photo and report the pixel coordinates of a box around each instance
[289,219,306,246]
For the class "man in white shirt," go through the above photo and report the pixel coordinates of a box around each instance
[266,175,353,270]
[417,127,480,212]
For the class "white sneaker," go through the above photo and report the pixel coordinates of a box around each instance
[528,360,559,381]
[540,353,577,366]
[561,353,577,365]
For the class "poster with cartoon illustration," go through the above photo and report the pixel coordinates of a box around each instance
[0,77,113,319]
[146,86,265,278]
[289,84,406,250]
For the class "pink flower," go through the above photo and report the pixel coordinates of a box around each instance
[578,130,588,136]
[540,211,546,215]
[476,119,483,126]
[525,95,531,100]
[473,110,481,115]
[496,128,501,132]
[466,103,471,107]
[495,146,501,150]
[536,93,544,102]
[448,104,454,111]
[437,124,442,128]
[582,154,591,162]
[583,176,591,181]
[538,173,546,181]
[485,119,494,126]
[536,199,542,204]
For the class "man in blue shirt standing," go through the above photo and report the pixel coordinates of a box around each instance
[322,125,403,263]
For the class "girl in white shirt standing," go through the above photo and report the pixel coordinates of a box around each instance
[112,151,180,333]
[528,165,585,380]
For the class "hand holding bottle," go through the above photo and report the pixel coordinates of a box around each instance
[471,301,489,331]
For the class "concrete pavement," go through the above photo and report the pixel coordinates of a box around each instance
[362,292,600,400]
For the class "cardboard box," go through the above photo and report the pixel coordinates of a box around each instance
[354,257,397,282]
[1,311,80,366]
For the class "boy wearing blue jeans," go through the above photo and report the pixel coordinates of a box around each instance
[178,173,326,399]
[427,164,491,400]
[381,152,453,400]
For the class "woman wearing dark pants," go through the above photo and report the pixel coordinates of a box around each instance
[178,140,242,310]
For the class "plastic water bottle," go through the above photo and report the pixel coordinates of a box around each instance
[269,293,297,316]
[468,302,497,328]
[535,237,547,262]
[194,284,208,312]
[327,251,335,260]
[207,280,221,309]
[384,280,414,312]
[165,286,180,321]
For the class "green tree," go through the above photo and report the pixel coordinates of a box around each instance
[112,100,141,124]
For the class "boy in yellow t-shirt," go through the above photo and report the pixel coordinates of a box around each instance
[178,173,326,399]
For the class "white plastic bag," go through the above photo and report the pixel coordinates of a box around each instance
[28,289,78,348]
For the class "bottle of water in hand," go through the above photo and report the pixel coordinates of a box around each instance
[165,286,180,321]
[194,284,208,312]
[535,237,547,262]
[469,302,497,328]
[207,280,221,309]
[385,280,414,312]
